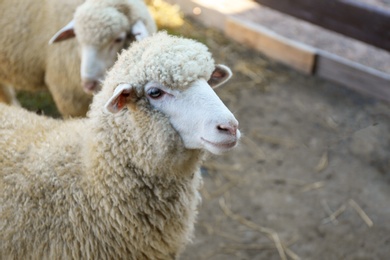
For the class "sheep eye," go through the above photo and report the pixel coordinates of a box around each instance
[114,37,125,43]
[147,87,164,99]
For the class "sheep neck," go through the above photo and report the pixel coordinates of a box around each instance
[86,104,206,176]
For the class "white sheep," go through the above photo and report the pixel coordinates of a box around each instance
[0,32,240,259]
[0,0,156,117]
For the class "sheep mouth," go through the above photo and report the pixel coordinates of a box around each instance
[201,138,238,150]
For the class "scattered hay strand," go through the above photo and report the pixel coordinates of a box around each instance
[315,152,328,172]
[219,197,289,260]
[284,246,301,260]
[228,80,264,87]
[321,201,347,225]
[300,181,325,192]
[321,199,374,227]
[349,199,374,227]
[234,61,265,84]
[325,116,339,130]
[218,243,301,260]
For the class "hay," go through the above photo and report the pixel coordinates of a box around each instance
[315,151,329,172]
[321,200,347,225]
[234,61,265,84]
[321,199,374,228]
[218,197,297,260]
[349,199,374,227]
[300,181,326,192]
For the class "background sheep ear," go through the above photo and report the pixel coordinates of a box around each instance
[104,84,137,114]
[208,64,233,89]
[115,3,131,16]
[49,20,76,44]
[131,20,149,41]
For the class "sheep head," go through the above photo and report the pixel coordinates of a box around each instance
[48,0,155,94]
[104,64,240,155]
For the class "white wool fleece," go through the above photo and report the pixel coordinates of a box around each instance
[74,5,130,45]
[75,0,156,45]
[100,31,215,100]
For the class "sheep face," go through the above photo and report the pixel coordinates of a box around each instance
[105,65,241,155]
[78,31,127,94]
[49,8,150,94]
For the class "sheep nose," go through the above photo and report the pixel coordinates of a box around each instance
[217,123,238,136]
[82,80,100,94]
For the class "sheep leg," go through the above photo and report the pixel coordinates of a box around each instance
[0,84,20,106]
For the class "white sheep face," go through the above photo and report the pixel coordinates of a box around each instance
[78,31,127,93]
[49,20,150,94]
[105,65,241,155]
[145,79,240,154]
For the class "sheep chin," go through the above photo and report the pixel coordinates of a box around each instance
[200,137,240,155]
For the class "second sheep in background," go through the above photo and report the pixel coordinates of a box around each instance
[0,0,156,117]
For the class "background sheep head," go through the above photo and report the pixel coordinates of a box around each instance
[49,0,155,94]
[98,32,241,155]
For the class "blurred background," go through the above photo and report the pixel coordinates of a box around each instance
[17,0,390,259]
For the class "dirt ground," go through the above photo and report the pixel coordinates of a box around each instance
[172,19,390,260]
[19,17,390,260]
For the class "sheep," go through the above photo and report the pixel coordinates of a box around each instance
[0,32,240,259]
[0,0,156,117]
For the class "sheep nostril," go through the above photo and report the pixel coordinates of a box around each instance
[217,124,237,136]
[83,80,99,94]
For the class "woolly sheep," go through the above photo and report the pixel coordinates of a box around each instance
[0,0,156,117]
[0,32,240,259]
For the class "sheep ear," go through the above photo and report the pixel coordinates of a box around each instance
[49,20,76,44]
[208,64,232,89]
[131,20,149,41]
[104,84,137,114]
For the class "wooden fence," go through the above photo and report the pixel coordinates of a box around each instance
[254,0,390,51]
[164,0,390,101]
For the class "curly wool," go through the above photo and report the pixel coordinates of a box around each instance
[75,0,157,45]
[102,31,215,95]
[74,5,130,45]
[0,99,204,259]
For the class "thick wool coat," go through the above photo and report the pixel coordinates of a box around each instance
[0,32,218,259]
